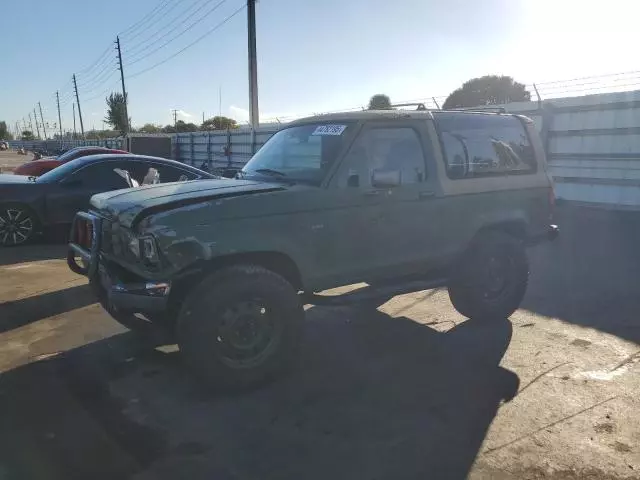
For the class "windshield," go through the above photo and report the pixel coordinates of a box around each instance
[55,147,85,162]
[36,157,91,183]
[242,123,351,185]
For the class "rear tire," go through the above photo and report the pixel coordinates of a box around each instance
[177,264,303,391]
[448,231,529,320]
[0,204,39,247]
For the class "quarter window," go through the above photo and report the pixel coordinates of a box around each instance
[435,114,536,179]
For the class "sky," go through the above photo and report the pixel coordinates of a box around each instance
[2,0,640,132]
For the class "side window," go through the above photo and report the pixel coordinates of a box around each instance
[71,162,139,189]
[335,127,426,188]
[146,163,199,183]
[435,114,536,179]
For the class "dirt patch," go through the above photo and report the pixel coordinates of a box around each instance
[594,422,615,434]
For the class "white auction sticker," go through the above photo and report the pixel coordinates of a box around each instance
[312,124,347,136]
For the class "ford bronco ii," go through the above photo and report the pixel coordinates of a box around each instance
[68,109,558,389]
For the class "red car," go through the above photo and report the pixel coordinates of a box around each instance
[13,146,128,176]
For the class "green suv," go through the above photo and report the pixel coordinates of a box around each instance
[68,109,558,389]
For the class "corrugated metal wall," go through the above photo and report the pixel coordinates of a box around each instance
[504,91,640,209]
[173,124,280,171]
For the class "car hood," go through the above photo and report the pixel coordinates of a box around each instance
[91,178,285,228]
[0,174,35,184]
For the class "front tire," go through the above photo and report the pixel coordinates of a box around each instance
[0,204,38,246]
[448,231,529,320]
[177,265,303,390]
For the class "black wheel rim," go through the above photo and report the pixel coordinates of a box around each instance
[215,298,282,369]
[480,253,513,302]
[0,208,33,246]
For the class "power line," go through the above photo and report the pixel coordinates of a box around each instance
[122,0,186,44]
[124,0,213,58]
[118,0,173,38]
[128,4,245,80]
[125,0,228,66]
[77,44,113,75]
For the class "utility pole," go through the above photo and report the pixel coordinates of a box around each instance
[72,74,85,138]
[72,103,77,139]
[38,102,48,140]
[247,0,259,129]
[56,91,63,142]
[115,36,129,134]
[33,108,41,139]
[172,109,178,131]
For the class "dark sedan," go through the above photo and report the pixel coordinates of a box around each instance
[0,154,215,246]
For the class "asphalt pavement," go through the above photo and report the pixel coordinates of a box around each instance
[0,204,638,480]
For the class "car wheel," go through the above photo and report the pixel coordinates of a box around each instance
[0,205,38,246]
[177,264,303,391]
[448,231,529,320]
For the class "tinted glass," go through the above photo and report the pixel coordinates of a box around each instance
[146,162,199,183]
[242,123,352,185]
[56,147,84,162]
[435,114,536,179]
[36,157,93,183]
[70,161,144,189]
[335,127,426,187]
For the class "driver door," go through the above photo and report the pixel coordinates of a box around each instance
[45,160,144,225]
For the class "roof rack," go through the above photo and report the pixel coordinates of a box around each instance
[448,106,506,113]
[391,102,428,111]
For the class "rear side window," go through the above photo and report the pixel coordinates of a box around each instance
[434,114,536,179]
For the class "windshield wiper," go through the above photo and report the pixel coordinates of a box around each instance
[28,176,37,182]
[254,168,287,177]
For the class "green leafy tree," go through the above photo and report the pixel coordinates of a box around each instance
[443,75,531,109]
[201,116,238,130]
[0,121,13,140]
[104,92,128,133]
[367,94,392,110]
[138,123,162,134]
[21,130,35,140]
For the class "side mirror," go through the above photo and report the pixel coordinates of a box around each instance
[371,169,401,188]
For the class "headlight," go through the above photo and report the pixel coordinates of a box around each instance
[140,236,159,264]
[122,231,159,265]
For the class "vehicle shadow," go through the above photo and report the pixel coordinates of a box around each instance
[0,284,95,334]
[0,243,67,267]
[0,302,519,480]
[522,204,640,344]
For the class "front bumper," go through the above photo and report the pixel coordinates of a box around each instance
[67,211,171,314]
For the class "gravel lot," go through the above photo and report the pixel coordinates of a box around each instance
[0,204,638,479]
[0,149,32,173]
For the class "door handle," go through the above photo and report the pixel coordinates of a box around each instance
[419,191,435,199]
[363,190,382,197]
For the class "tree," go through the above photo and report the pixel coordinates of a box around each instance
[21,130,35,140]
[442,75,531,110]
[367,94,392,110]
[201,116,238,130]
[0,121,13,140]
[104,92,128,133]
[138,123,162,134]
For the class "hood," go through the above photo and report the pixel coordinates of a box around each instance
[91,178,285,227]
[13,158,61,175]
[0,174,35,184]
